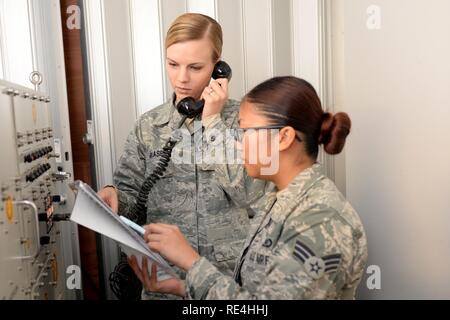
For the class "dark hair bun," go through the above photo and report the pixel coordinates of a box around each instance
[319,112,351,155]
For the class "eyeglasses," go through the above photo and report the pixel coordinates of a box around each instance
[232,126,302,143]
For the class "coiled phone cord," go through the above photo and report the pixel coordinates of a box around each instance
[110,116,186,300]
[127,116,187,224]
[109,253,142,300]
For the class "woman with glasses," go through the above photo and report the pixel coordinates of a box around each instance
[129,76,368,299]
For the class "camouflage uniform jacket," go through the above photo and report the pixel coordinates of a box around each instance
[114,98,267,285]
[185,163,368,299]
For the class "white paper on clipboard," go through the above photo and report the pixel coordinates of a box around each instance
[69,180,177,280]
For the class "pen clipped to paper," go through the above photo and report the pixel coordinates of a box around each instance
[120,216,145,237]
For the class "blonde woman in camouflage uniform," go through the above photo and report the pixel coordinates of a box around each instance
[97,13,266,299]
[131,76,368,299]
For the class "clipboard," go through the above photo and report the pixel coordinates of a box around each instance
[69,180,178,280]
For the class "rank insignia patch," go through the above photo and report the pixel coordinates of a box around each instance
[293,240,341,279]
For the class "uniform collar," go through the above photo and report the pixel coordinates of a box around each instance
[276,163,325,200]
[271,163,326,221]
[152,94,177,127]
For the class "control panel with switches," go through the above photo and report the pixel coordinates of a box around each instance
[0,80,80,300]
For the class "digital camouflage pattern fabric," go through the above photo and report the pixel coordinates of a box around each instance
[113,97,267,299]
[185,163,368,299]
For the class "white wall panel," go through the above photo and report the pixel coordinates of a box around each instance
[187,0,216,18]
[160,0,186,100]
[83,0,115,186]
[292,0,321,90]
[272,0,292,77]
[216,0,245,100]
[129,0,165,115]
[292,0,335,182]
[0,0,34,88]
[103,0,137,165]
[82,0,122,301]
[0,3,4,80]
[335,0,450,299]
[242,0,273,92]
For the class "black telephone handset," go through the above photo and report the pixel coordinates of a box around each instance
[176,61,233,118]
[127,62,233,224]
